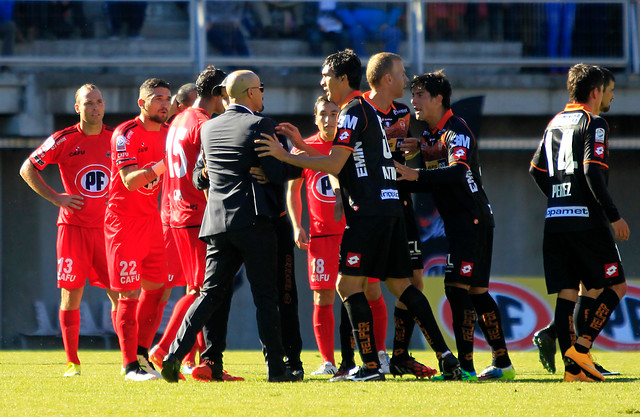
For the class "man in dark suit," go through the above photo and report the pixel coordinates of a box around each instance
[162,70,297,383]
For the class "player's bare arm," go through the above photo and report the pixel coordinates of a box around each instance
[119,160,166,191]
[256,132,350,176]
[19,159,84,214]
[286,178,309,250]
[275,122,324,157]
[612,218,630,241]
[394,161,419,181]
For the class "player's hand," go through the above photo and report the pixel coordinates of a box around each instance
[394,161,419,181]
[55,193,84,214]
[399,137,419,154]
[293,227,309,250]
[255,133,289,161]
[334,191,344,222]
[612,218,630,241]
[250,166,269,184]
[276,123,304,149]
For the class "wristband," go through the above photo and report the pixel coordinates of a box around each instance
[151,160,167,176]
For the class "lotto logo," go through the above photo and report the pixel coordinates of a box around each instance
[453,147,467,160]
[460,262,473,277]
[594,143,605,158]
[346,252,361,267]
[337,129,351,143]
[605,263,619,278]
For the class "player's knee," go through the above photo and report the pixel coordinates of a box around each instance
[610,281,627,299]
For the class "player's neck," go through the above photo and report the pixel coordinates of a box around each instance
[368,89,393,112]
[427,108,447,130]
[79,120,102,136]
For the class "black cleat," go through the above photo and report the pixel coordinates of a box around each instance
[329,361,356,382]
[594,362,620,376]
[345,366,385,382]
[437,353,462,381]
[161,354,182,383]
[268,369,302,382]
[390,354,437,379]
[532,327,557,373]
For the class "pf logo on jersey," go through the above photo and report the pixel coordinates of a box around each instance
[337,129,351,143]
[453,147,467,160]
[138,162,161,195]
[75,164,110,198]
[346,252,361,267]
[605,263,619,278]
[594,143,605,159]
[460,261,473,277]
[311,172,336,203]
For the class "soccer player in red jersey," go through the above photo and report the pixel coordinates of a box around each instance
[20,84,118,377]
[150,66,230,380]
[104,78,171,381]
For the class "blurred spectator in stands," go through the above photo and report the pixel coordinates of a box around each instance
[250,1,304,39]
[107,1,147,39]
[335,2,402,56]
[573,3,622,58]
[305,1,349,56]
[0,1,16,59]
[206,1,250,56]
[519,3,546,58]
[426,3,466,41]
[545,2,576,71]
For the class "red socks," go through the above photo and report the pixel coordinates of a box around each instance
[368,295,387,352]
[313,304,335,365]
[116,298,139,366]
[136,287,165,349]
[157,292,198,352]
[60,309,80,364]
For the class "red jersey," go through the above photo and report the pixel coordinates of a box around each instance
[292,132,346,237]
[29,123,112,228]
[164,107,210,227]
[107,117,167,216]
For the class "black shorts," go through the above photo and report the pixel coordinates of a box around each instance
[403,202,423,271]
[543,228,625,294]
[339,215,412,280]
[444,223,493,288]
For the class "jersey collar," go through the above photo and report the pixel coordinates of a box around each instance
[342,90,362,109]
[564,103,594,113]
[432,108,454,132]
[362,90,395,114]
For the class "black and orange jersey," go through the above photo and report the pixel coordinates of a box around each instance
[414,109,494,233]
[333,91,402,220]
[410,117,448,171]
[530,103,618,232]
[362,91,411,163]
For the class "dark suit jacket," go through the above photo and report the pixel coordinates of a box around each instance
[199,104,287,239]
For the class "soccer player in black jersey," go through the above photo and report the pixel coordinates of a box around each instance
[395,71,515,381]
[256,49,462,381]
[532,67,620,376]
[529,64,629,382]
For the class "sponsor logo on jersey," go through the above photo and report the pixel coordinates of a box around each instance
[451,134,470,148]
[138,161,161,195]
[594,143,605,158]
[452,147,467,160]
[68,147,85,157]
[546,206,589,218]
[465,170,478,193]
[337,128,351,143]
[595,128,605,143]
[380,189,399,200]
[346,252,361,267]
[440,280,553,350]
[353,141,368,177]
[605,263,619,278]
[551,112,583,127]
[460,261,473,277]
[393,107,409,116]
[116,135,127,152]
[42,136,57,152]
[311,172,336,203]
[382,166,396,180]
[75,164,110,198]
[338,114,358,130]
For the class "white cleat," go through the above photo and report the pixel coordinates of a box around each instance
[124,368,157,382]
[137,355,163,380]
[378,351,390,374]
[310,361,338,376]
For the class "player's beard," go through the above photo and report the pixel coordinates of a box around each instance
[149,113,168,124]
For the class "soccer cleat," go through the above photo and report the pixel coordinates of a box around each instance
[137,354,162,380]
[161,354,182,383]
[431,369,476,381]
[532,328,557,373]
[329,361,356,382]
[389,354,437,379]
[563,370,595,382]
[594,361,620,376]
[378,351,390,374]
[478,364,516,381]
[148,345,167,370]
[311,361,338,376]
[192,360,223,382]
[125,367,156,382]
[63,362,81,377]
[181,361,195,375]
[222,370,245,381]
[434,353,463,381]
[345,366,385,382]
[564,346,605,382]
[268,369,301,382]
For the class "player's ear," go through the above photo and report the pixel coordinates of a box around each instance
[74,103,80,114]
[138,97,146,110]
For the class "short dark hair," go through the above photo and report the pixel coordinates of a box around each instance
[323,49,361,90]
[175,83,196,105]
[313,94,338,115]
[195,65,227,98]
[139,78,171,99]
[567,63,603,103]
[410,70,452,109]
[600,66,615,89]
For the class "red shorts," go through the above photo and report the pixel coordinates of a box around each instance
[308,234,341,291]
[56,224,109,290]
[163,225,186,288]
[105,210,168,292]
[172,226,206,290]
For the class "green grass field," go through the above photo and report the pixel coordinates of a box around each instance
[1,350,639,416]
